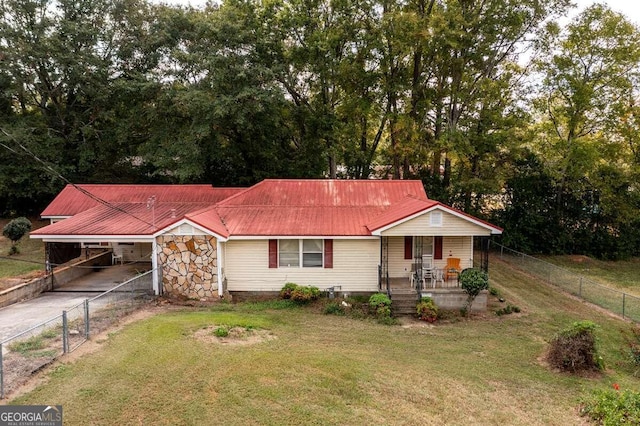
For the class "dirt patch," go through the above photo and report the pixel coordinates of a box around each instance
[193,326,276,346]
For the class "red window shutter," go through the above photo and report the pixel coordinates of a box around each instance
[324,239,333,268]
[268,239,278,268]
[434,236,443,260]
[404,236,413,260]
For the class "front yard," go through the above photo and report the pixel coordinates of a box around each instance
[7,257,640,425]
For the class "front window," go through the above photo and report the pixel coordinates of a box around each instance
[278,239,323,268]
[279,240,300,267]
[302,239,323,267]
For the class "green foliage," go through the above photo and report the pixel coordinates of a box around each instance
[368,293,392,320]
[495,305,521,316]
[323,302,345,316]
[489,287,500,297]
[416,297,438,323]
[279,283,320,304]
[279,283,299,300]
[547,321,604,373]
[625,327,640,374]
[580,388,640,425]
[460,268,489,314]
[213,326,229,338]
[2,217,31,244]
[9,336,46,355]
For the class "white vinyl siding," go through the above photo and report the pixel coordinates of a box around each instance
[380,209,492,236]
[224,239,379,292]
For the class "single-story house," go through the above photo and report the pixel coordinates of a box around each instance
[31,180,502,306]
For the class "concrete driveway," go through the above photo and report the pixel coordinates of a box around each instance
[0,263,151,342]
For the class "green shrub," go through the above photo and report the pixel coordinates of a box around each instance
[489,286,500,297]
[547,320,604,373]
[496,304,521,316]
[416,297,438,323]
[213,326,229,337]
[2,216,31,243]
[279,282,299,299]
[368,293,392,319]
[580,388,640,425]
[626,326,640,374]
[459,268,489,314]
[324,302,345,316]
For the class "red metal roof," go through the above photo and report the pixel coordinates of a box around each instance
[40,184,245,217]
[366,196,439,231]
[32,203,213,236]
[33,179,502,238]
[212,179,428,236]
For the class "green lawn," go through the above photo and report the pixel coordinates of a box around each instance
[9,256,640,425]
[539,255,640,296]
[0,218,47,280]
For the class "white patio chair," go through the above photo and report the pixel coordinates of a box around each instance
[112,245,124,265]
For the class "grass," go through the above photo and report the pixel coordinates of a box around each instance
[9,255,640,425]
[539,255,640,296]
[0,218,48,280]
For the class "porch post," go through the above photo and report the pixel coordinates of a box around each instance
[151,238,160,295]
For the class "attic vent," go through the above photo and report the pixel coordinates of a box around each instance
[178,224,194,235]
[430,211,442,227]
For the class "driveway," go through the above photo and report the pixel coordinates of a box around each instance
[0,262,151,342]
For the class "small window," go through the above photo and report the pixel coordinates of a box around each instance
[302,239,323,267]
[430,211,442,226]
[279,240,300,267]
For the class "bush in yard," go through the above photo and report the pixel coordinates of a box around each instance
[2,217,31,255]
[368,293,392,320]
[459,268,488,314]
[547,320,604,373]
[280,283,320,304]
[323,302,345,316]
[279,282,299,299]
[580,387,640,425]
[416,297,438,323]
[625,326,640,375]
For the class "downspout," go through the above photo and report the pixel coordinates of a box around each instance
[151,238,160,295]
[217,239,224,297]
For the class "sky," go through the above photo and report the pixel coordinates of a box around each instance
[574,0,640,24]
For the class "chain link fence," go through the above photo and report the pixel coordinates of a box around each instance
[0,270,154,399]
[493,242,640,323]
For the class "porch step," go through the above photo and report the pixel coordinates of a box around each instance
[390,290,420,316]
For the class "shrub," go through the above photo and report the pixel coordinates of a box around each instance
[368,293,392,319]
[3,217,31,254]
[280,283,320,304]
[213,326,229,337]
[625,326,640,375]
[324,302,345,316]
[416,297,438,323]
[459,268,489,314]
[489,287,500,297]
[496,304,521,316]
[547,320,604,373]
[279,282,299,299]
[580,387,640,425]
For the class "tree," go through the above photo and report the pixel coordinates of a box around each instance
[532,4,640,257]
[459,267,488,315]
[2,216,32,254]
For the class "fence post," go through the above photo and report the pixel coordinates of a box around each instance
[0,342,4,399]
[622,293,626,319]
[84,299,90,339]
[500,245,503,259]
[579,277,583,297]
[62,311,69,354]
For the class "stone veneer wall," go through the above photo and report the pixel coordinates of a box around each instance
[157,235,218,300]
